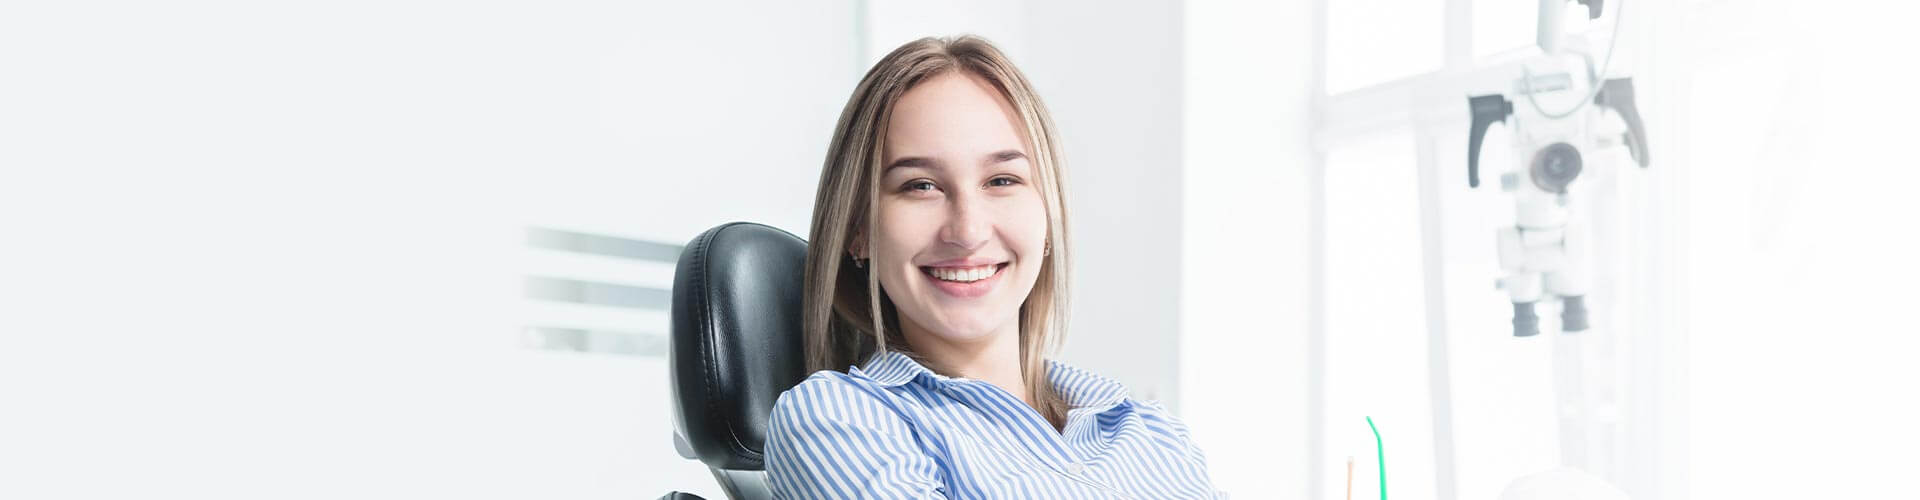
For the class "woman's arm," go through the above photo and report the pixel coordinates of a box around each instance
[764,374,948,500]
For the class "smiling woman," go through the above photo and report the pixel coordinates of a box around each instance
[764,35,1227,499]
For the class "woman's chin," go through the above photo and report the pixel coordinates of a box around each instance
[917,318,1010,344]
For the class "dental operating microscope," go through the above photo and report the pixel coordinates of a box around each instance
[1466,0,1649,337]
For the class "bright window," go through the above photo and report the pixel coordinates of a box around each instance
[1324,0,1444,93]
[1315,1,1671,499]
[1472,0,1536,59]
[1319,129,1438,499]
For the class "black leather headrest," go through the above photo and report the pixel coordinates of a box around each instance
[669,222,810,470]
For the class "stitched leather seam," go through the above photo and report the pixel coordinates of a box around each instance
[700,223,765,465]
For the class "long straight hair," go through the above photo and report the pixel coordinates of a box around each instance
[801,35,1073,425]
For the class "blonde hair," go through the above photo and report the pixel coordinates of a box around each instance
[801,35,1073,425]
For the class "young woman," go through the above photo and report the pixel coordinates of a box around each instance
[764,35,1225,499]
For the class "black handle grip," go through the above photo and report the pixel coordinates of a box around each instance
[1595,78,1650,167]
[1577,0,1605,19]
[1467,94,1513,188]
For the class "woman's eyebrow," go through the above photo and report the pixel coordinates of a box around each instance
[883,150,1025,174]
[883,156,938,173]
[988,149,1028,163]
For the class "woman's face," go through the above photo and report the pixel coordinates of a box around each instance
[862,71,1048,349]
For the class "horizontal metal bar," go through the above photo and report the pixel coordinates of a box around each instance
[522,326,667,357]
[1317,59,1534,143]
[525,226,682,263]
[523,276,670,311]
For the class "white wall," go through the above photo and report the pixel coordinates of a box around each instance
[0,1,858,498]
[1024,0,1188,409]
[1179,2,1319,498]
[1655,2,1920,497]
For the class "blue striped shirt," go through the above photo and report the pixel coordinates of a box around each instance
[764,350,1227,499]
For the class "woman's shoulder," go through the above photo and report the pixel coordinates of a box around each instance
[768,369,918,438]
[1043,359,1196,434]
[1125,397,1194,434]
[772,369,896,414]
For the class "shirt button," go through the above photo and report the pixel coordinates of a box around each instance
[1065,462,1085,475]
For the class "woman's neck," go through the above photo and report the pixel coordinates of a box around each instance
[900,320,1030,405]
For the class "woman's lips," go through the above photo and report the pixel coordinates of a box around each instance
[920,262,1007,298]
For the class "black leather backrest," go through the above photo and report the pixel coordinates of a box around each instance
[669,222,810,470]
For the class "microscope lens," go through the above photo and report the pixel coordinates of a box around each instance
[1529,142,1584,193]
[1512,302,1540,337]
[1562,295,1590,332]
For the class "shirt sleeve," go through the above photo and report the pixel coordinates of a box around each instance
[764,374,949,500]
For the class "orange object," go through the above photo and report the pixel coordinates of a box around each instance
[1346,456,1354,500]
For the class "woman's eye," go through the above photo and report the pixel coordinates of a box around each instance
[902,178,1017,194]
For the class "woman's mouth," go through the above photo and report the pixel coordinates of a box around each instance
[919,262,1007,298]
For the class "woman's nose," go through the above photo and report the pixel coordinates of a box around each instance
[939,195,990,251]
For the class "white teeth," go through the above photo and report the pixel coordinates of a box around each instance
[929,264,998,282]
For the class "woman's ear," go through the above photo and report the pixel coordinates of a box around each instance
[846,230,866,259]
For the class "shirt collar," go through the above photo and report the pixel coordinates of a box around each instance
[850,350,938,387]
[850,350,1130,410]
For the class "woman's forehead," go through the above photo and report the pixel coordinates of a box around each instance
[883,72,1031,166]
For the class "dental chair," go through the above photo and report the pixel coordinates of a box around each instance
[659,222,810,500]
